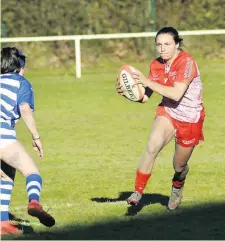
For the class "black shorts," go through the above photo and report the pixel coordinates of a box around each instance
[1,160,16,181]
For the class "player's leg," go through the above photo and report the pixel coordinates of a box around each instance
[168,115,205,210]
[1,160,16,219]
[0,141,55,227]
[168,144,194,210]
[0,166,22,235]
[0,141,40,177]
[127,116,175,205]
[0,141,43,204]
[168,113,205,210]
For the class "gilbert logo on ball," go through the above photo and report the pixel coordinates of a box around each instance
[121,72,136,100]
[118,65,145,102]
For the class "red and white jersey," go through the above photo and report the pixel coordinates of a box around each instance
[149,51,203,123]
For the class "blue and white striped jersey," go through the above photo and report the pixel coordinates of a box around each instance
[0,73,34,140]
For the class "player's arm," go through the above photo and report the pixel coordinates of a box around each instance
[144,80,188,102]
[138,87,153,103]
[18,80,39,139]
[18,80,43,158]
[138,58,195,102]
[19,103,40,139]
[20,104,43,159]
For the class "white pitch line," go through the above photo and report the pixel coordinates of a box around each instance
[10,198,204,212]
[10,201,129,210]
[10,196,219,214]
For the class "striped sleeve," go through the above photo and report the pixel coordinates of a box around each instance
[17,80,34,111]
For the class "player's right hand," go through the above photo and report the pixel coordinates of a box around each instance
[32,138,44,159]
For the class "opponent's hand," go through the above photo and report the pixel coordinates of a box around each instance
[32,138,43,159]
[115,77,125,96]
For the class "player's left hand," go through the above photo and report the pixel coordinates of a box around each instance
[115,77,125,95]
[132,70,150,87]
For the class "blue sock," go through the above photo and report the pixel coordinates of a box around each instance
[26,174,42,202]
[0,179,14,221]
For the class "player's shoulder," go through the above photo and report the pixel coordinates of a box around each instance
[177,50,195,62]
[18,75,31,86]
[15,75,33,92]
[0,73,31,87]
[4,73,30,82]
[173,51,196,70]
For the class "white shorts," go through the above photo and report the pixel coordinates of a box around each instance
[0,139,17,149]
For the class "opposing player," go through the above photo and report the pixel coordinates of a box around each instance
[116,27,205,210]
[0,47,55,235]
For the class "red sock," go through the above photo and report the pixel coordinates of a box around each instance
[172,180,185,188]
[134,169,151,194]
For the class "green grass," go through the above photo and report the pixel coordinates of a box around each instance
[3,58,225,240]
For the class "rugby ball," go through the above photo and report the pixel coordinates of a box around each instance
[118,65,145,102]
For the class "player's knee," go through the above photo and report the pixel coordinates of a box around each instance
[18,166,40,177]
[146,142,161,158]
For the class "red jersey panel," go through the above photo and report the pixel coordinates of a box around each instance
[148,51,204,123]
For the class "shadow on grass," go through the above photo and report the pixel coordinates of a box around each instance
[9,212,35,235]
[4,201,225,240]
[91,191,169,216]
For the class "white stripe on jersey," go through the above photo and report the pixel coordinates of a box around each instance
[0,111,10,120]
[0,119,11,126]
[0,99,13,111]
[0,99,19,118]
[0,88,17,101]
[0,128,16,136]
[1,73,14,76]
[0,78,20,88]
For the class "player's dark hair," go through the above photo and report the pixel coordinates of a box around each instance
[155,27,183,48]
[1,47,26,74]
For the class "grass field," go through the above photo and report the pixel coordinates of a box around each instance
[3,57,225,240]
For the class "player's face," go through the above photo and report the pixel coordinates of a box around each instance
[155,34,177,61]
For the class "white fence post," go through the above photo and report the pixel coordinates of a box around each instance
[75,38,81,78]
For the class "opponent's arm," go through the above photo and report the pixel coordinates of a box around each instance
[19,103,39,139]
[19,103,43,158]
